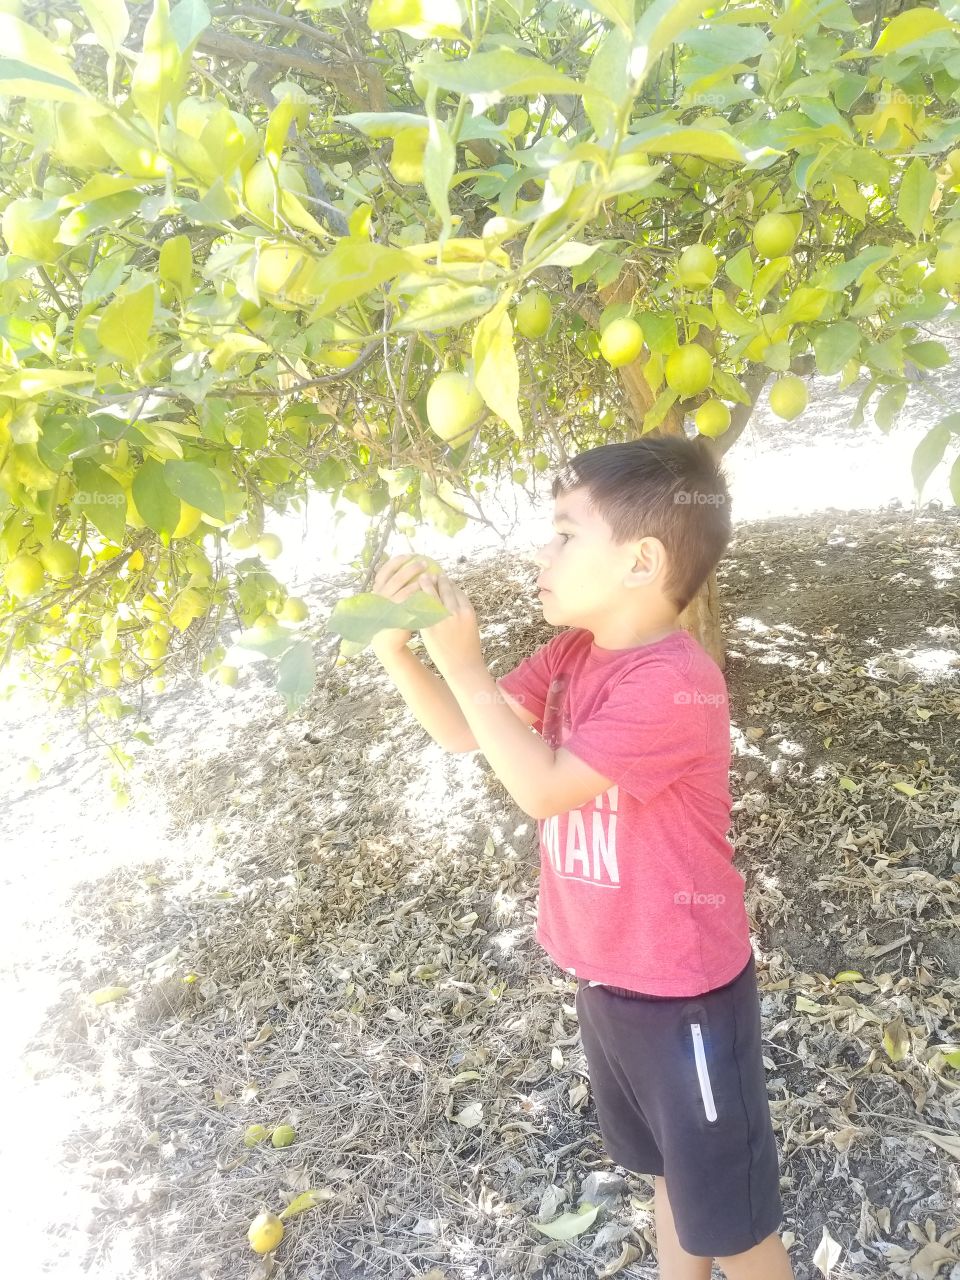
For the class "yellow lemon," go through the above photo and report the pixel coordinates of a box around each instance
[768,374,808,420]
[599,317,644,368]
[39,540,79,580]
[173,502,203,539]
[2,198,63,264]
[279,597,309,623]
[664,344,714,398]
[4,553,44,599]
[254,243,317,308]
[933,244,960,290]
[244,159,312,231]
[247,1211,284,1254]
[228,524,258,550]
[243,1124,269,1147]
[218,665,239,686]
[694,399,731,437]
[426,371,484,445]
[515,289,552,340]
[256,533,283,560]
[99,659,122,688]
[389,127,428,185]
[752,212,799,259]
[677,244,718,288]
[270,1124,296,1148]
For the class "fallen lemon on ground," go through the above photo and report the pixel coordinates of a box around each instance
[247,1210,284,1254]
[271,1124,297,1148]
[768,374,808,420]
[599,317,643,368]
[243,1124,269,1147]
[218,665,239,686]
[665,344,714,398]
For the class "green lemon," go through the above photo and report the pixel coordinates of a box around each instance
[515,289,552,340]
[694,399,731,437]
[752,212,799,259]
[677,244,718,288]
[599,317,644,368]
[426,371,484,445]
[664,344,714,398]
[768,374,808,421]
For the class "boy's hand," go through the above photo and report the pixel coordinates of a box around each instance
[415,571,483,678]
[370,555,438,654]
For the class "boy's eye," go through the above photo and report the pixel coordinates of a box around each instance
[556,533,570,544]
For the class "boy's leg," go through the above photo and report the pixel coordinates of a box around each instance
[654,1176,712,1280]
[715,1230,795,1280]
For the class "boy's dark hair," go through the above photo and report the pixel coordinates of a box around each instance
[551,435,732,614]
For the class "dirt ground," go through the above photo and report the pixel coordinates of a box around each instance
[2,481,959,1279]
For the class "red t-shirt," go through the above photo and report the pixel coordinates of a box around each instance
[497,626,753,996]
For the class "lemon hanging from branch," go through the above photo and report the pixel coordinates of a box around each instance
[665,344,714,398]
[426,371,484,446]
[599,318,643,368]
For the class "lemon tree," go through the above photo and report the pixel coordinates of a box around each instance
[2,0,960,790]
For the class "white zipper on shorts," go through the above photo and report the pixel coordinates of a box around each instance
[690,1023,718,1122]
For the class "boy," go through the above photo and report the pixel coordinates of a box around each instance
[371,437,794,1280]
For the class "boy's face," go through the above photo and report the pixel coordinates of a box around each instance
[532,488,679,646]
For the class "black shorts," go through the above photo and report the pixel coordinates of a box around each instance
[574,950,783,1257]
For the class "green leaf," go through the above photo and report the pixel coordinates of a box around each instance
[570,0,632,36]
[325,590,448,645]
[132,458,181,536]
[132,0,183,136]
[711,293,755,337]
[72,460,127,544]
[632,0,715,91]
[912,420,952,500]
[79,0,130,55]
[98,283,156,370]
[163,459,226,519]
[724,246,754,292]
[335,111,430,139]
[873,7,954,53]
[277,638,316,714]
[904,340,949,370]
[367,0,463,39]
[815,246,895,292]
[583,26,632,140]
[392,282,501,332]
[56,191,143,247]
[531,1202,601,1241]
[897,157,936,241]
[0,369,93,398]
[637,309,677,353]
[472,304,522,438]
[811,320,861,376]
[641,386,679,433]
[418,50,582,103]
[0,14,85,102]
[752,257,792,303]
[874,382,907,433]
[625,125,744,163]
[423,113,455,238]
[302,241,419,319]
[158,234,194,298]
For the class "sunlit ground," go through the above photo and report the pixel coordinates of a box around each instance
[1,360,957,1275]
